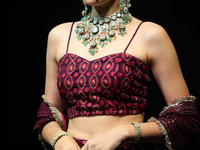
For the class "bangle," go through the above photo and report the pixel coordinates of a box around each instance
[130,122,141,142]
[51,132,68,148]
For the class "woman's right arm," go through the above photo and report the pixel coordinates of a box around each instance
[40,24,80,150]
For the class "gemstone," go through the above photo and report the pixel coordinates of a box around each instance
[128,17,132,22]
[78,36,81,40]
[84,41,88,46]
[92,25,99,34]
[99,34,106,41]
[90,40,97,48]
[117,18,123,24]
[93,18,98,25]
[101,42,105,47]
[123,7,129,14]
[108,30,115,37]
[91,50,95,55]
[110,21,117,28]
[99,19,104,25]
[104,18,110,23]
[102,24,109,30]
[112,15,117,20]
[78,27,85,35]
[122,16,127,21]
[84,33,90,40]
[121,31,124,36]
[119,25,125,30]
[81,17,85,22]
[89,17,93,22]
[108,37,111,42]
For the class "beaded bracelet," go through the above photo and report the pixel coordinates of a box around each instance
[130,122,141,142]
[51,132,69,148]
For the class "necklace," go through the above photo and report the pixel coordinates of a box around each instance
[75,3,132,55]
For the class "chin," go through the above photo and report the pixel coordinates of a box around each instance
[86,0,113,6]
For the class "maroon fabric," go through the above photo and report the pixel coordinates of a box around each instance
[33,101,55,130]
[73,137,158,150]
[157,102,200,150]
[57,52,151,119]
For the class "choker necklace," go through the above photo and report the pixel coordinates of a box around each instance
[75,1,132,55]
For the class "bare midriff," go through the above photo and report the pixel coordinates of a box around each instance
[67,114,144,140]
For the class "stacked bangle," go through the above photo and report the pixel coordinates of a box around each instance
[130,122,141,142]
[51,132,69,148]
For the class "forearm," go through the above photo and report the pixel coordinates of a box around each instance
[41,121,65,145]
[127,121,165,144]
[139,122,165,143]
[126,96,200,150]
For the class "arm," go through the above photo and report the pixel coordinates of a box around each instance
[34,23,80,150]
[130,23,200,148]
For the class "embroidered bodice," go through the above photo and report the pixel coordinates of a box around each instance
[57,22,151,119]
[57,52,151,119]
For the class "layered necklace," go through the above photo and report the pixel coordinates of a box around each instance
[75,0,132,55]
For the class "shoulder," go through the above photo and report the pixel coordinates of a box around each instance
[48,22,75,43]
[140,22,176,66]
[46,22,76,58]
[141,21,169,45]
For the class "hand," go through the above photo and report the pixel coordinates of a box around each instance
[81,124,134,150]
[55,135,81,150]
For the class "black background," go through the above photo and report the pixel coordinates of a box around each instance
[6,0,200,149]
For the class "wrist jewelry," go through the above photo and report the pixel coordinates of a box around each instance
[130,122,141,142]
[51,132,69,148]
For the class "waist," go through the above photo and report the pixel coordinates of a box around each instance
[67,114,144,140]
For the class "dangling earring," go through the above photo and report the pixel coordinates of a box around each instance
[120,0,132,22]
[120,0,132,14]
[82,0,88,17]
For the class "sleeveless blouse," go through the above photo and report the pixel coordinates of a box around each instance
[57,22,151,119]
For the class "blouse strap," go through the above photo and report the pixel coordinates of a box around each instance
[66,22,75,54]
[124,21,145,53]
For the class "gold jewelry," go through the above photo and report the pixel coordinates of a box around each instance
[130,122,141,142]
[76,0,132,55]
[51,132,69,148]
[82,0,88,17]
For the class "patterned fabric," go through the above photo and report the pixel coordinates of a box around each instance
[57,52,151,119]
[73,137,157,150]
[157,101,200,150]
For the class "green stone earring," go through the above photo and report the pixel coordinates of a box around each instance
[82,0,88,17]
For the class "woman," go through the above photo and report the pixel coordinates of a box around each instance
[34,0,200,150]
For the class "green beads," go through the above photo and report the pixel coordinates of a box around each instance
[101,42,105,47]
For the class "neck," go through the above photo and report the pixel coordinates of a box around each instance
[92,0,120,17]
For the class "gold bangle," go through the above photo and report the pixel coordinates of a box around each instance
[130,122,141,142]
[51,132,68,148]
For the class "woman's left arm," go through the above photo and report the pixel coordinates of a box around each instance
[136,22,200,149]
[146,22,189,102]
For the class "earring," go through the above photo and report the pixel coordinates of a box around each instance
[120,0,132,14]
[82,0,88,17]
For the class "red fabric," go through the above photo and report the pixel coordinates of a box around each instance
[57,52,151,119]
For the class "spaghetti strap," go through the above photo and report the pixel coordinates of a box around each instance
[66,22,75,54]
[124,21,145,53]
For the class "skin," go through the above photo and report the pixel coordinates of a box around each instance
[41,0,190,150]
